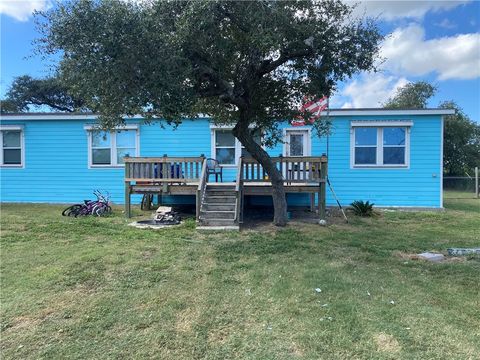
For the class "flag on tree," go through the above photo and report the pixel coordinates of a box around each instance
[291,96,328,126]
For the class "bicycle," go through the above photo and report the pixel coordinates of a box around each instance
[62,190,112,217]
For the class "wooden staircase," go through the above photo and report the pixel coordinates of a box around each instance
[198,184,239,229]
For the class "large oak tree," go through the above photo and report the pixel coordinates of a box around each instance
[37,0,382,225]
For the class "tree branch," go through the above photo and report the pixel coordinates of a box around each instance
[256,47,315,78]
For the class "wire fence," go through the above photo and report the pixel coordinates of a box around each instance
[443,167,479,199]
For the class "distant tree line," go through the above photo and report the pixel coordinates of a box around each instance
[384,81,480,176]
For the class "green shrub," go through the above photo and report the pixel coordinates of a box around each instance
[351,200,375,217]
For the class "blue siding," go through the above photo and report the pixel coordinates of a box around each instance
[0,115,442,208]
[321,115,442,208]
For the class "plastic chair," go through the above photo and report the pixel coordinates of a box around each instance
[206,158,223,182]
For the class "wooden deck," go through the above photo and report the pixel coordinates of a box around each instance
[124,155,327,223]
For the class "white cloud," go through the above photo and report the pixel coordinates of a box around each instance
[381,24,480,80]
[348,0,469,21]
[334,73,409,108]
[0,0,51,22]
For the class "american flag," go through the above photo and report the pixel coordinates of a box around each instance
[291,95,328,126]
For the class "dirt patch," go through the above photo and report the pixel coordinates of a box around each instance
[373,333,401,353]
[141,250,156,260]
[289,341,305,357]
[175,307,200,334]
[207,324,234,346]
[4,316,40,333]
[241,206,348,231]
[393,251,421,261]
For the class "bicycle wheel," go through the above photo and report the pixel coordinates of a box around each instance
[75,205,91,217]
[92,203,109,217]
[62,204,83,217]
[104,205,112,215]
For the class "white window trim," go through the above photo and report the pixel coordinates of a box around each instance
[85,125,140,168]
[210,126,264,167]
[351,120,413,127]
[350,124,411,169]
[282,127,312,157]
[0,125,25,168]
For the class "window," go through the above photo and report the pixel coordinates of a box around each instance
[383,127,406,165]
[87,126,139,167]
[1,127,24,167]
[212,128,262,165]
[351,124,410,168]
[215,130,236,165]
[354,128,377,165]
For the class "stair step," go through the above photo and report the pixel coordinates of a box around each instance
[207,184,235,188]
[203,204,236,211]
[197,225,239,231]
[204,196,236,203]
[199,218,237,226]
[205,191,236,196]
[200,210,235,220]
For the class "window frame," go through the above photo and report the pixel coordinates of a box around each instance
[282,127,312,157]
[85,125,140,168]
[210,126,263,167]
[213,129,237,166]
[0,125,25,168]
[350,121,411,169]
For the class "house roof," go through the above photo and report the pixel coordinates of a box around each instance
[0,108,455,121]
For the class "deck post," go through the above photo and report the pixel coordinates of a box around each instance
[319,160,328,219]
[125,182,131,218]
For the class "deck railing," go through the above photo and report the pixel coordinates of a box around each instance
[240,156,327,184]
[124,155,327,220]
[124,156,205,183]
[196,159,208,220]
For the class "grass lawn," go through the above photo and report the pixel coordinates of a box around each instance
[1,195,479,359]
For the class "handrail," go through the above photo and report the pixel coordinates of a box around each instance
[240,156,327,184]
[197,159,208,192]
[235,157,243,192]
[124,156,204,183]
[234,157,243,223]
[125,156,204,163]
[241,155,327,163]
[196,158,208,221]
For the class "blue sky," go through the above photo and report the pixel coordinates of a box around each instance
[1,0,479,121]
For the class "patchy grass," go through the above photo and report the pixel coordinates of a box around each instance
[1,195,479,359]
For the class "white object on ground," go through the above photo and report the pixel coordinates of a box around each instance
[315,288,322,293]
[418,252,445,262]
[319,219,327,226]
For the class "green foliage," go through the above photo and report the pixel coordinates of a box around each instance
[383,81,437,109]
[350,200,375,217]
[0,75,86,113]
[441,101,480,176]
[36,0,383,139]
[34,0,383,224]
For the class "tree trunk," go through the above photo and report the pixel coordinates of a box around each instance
[233,120,288,226]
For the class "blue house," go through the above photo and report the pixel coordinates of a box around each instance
[0,108,453,226]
